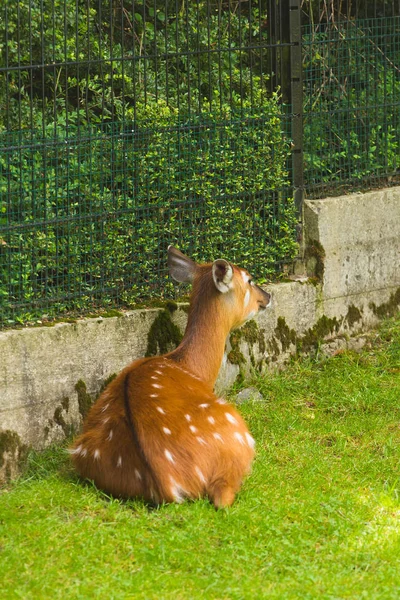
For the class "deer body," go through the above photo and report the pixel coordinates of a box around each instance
[71,247,271,507]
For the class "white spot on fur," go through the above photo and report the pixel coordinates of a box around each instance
[165,449,175,463]
[153,383,162,389]
[241,270,249,284]
[225,412,239,425]
[216,398,226,405]
[207,416,215,425]
[135,468,142,480]
[154,370,163,375]
[189,425,197,433]
[213,433,224,443]
[185,414,191,422]
[117,456,122,467]
[245,432,256,449]
[103,417,109,424]
[169,478,186,503]
[195,466,206,484]
[150,393,158,398]
[101,403,109,413]
[244,289,250,308]
[81,448,87,457]
[171,487,184,503]
[157,406,165,414]
[94,449,100,460]
[163,427,171,435]
[107,430,113,441]
[234,432,245,445]
[68,444,82,455]
[196,436,207,445]
[199,403,209,408]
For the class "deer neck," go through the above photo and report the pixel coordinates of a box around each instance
[169,298,232,389]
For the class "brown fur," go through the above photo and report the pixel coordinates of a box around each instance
[70,249,271,508]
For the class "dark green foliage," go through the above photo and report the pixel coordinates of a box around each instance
[0,1,298,327]
[303,17,400,196]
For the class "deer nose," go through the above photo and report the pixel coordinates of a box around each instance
[258,290,271,309]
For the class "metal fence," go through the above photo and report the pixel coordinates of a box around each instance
[303,11,400,197]
[0,1,399,326]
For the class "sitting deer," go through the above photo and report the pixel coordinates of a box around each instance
[70,246,271,507]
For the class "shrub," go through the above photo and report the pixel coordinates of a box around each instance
[0,2,297,325]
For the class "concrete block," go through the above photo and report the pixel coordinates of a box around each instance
[305,188,400,299]
[0,308,187,453]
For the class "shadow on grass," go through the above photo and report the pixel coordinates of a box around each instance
[19,439,178,513]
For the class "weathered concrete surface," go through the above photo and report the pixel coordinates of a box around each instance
[1,186,400,482]
[304,188,400,299]
[0,307,187,449]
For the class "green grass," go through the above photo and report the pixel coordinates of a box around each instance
[1,317,400,599]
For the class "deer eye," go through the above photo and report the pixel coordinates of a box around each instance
[248,279,254,287]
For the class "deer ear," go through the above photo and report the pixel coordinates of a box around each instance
[212,259,233,293]
[167,246,197,283]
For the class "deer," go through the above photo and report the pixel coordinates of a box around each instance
[70,246,271,508]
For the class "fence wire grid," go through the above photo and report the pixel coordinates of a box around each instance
[0,1,399,326]
[303,15,400,197]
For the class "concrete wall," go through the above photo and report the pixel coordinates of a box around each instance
[1,187,400,482]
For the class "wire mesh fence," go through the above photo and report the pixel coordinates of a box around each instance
[303,14,400,197]
[0,0,298,326]
[0,1,399,326]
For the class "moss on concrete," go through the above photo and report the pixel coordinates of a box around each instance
[165,300,178,313]
[275,317,297,352]
[99,373,117,394]
[0,431,20,468]
[370,288,400,319]
[228,330,245,365]
[298,315,340,353]
[305,239,326,282]
[146,309,183,357]
[268,337,280,361]
[306,277,321,287]
[75,380,93,419]
[86,309,123,319]
[128,298,188,312]
[53,406,72,436]
[346,304,362,327]
[0,430,29,480]
[227,321,267,367]
[268,315,342,358]
[241,320,266,355]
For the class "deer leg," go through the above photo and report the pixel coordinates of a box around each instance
[208,481,237,508]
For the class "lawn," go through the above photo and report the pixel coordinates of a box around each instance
[1,317,400,599]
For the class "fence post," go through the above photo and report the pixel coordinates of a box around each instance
[289,0,304,214]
